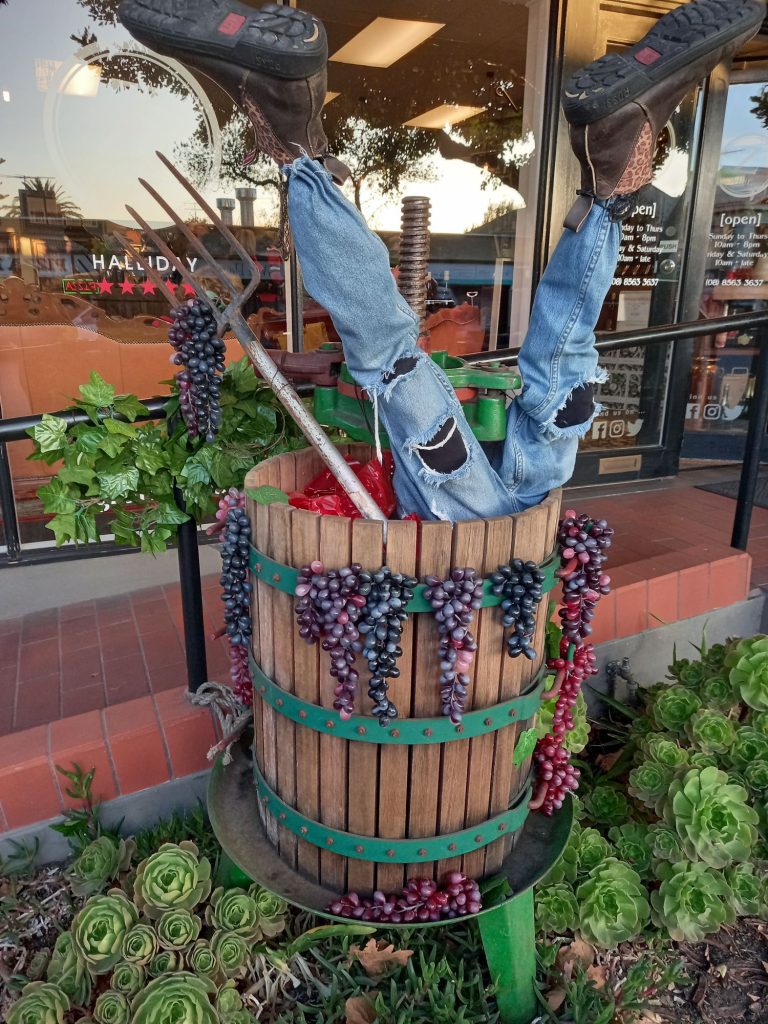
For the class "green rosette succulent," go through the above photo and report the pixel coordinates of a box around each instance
[541,825,580,885]
[647,824,685,865]
[688,752,718,770]
[608,823,652,878]
[745,760,768,794]
[583,785,630,827]
[93,991,130,1024]
[46,932,92,1008]
[752,711,768,736]
[667,657,691,682]
[216,981,244,1023]
[65,836,134,898]
[110,963,145,1000]
[248,886,288,939]
[227,1012,255,1024]
[651,861,735,942]
[210,931,249,980]
[8,982,70,1024]
[205,888,261,941]
[627,761,672,809]
[130,973,218,1024]
[679,661,706,688]
[577,828,614,874]
[535,883,578,934]
[576,859,650,948]
[704,643,728,673]
[147,950,183,977]
[156,908,202,951]
[641,733,689,769]
[187,940,219,981]
[701,674,737,711]
[730,726,768,770]
[121,924,158,966]
[686,709,737,755]
[652,687,702,735]
[71,891,138,976]
[538,692,590,753]
[726,864,763,917]
[727,768,748,788]
[726,634,768,710]
[629,716,655,742]
[133,842,212,919]
[663,766,758,869]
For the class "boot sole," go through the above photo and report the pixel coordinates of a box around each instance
[563,0,764,126]
[117,0,327,80]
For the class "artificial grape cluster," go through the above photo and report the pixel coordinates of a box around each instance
[425,570,483,725]
[217,490,253,705]
[295,562,366,720]
[490,559,545,660]
[329,872,482,923]
[357,568,417,725]
[557,513,613,644]
[168,297,226,442]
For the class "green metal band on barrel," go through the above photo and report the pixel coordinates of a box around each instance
[249,653,549,744]
[249,546,560,610]
[253,760,532,862]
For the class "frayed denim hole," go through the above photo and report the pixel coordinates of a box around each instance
[554,383,595,429]
[382,356,419,384]
[413,418,468,474]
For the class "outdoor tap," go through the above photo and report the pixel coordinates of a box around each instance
[606,656,640,706]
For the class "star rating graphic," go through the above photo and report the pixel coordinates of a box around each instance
[119,279,135,295]
[93,278,200,298]
[97,278,114,295]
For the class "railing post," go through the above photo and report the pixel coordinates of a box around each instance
[732,325,768,551]
[0,439,22,564]
[174,486,208,693]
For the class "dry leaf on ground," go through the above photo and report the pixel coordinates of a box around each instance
[350,939,413,979]
[587,964,608,991]
[546,987,567,1011]
[345,994,378,1024]
[556,936,596,979]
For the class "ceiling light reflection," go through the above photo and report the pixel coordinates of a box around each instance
[405,104,485,130]
[331,18,444,68]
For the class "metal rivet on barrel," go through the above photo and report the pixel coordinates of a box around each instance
[262,796,268,805]
[357,726,367,735]
[326,720,335,729]
[418,848,427,857]
[276,698,284,707]
[299,710,307,719]
[456,725,464,734]
[355,845,365,854]
[255,563,262,573]
[475,834,484,843]
[508,709,517,717]
[390,729,400,738]
[279,813,286,821]
[299,826,308,835]
[273,573,281,583]
[448,843,457,852]
[498,823,507,832]
[484,717,493,727]
[423,728,433,737]
[259,686,266,695]
[326,838,334,847]
[386,849,396,858]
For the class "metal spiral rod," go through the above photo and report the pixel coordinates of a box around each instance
[398,196,431,331]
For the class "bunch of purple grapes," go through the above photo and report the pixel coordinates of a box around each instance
[168,298,226,442]
[557,512,613,644]
[328,872,482,923]
[357,568,417,725]
[425,570,483,724]
[490,559,545,660]
[295,561,366,720]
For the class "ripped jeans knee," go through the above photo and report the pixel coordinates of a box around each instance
[554,383,594,428]
[412,418,468,474]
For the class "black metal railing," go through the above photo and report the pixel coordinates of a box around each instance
[2,311,768,694]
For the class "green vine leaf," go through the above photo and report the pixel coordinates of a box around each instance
[98,433,130,459]
[30,414,68,454]
[247,485,289,506]
[79,370,115,409]
[113,394,150,421]
[58,465,96,488]
[104,417,138,438]
[38,477,78,514]
[49,513,78,546]
[513,728,538,766]
[99,467,140,501]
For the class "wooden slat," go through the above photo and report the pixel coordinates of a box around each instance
[462,516,515,878]
[269,502,298,870]
[346,518,385,894]
[407,521,453,879]
[436,519,485,877]
[318,514,352,891]
[291,509,321,881]
[376,517,418,892]
[244,468,265,837]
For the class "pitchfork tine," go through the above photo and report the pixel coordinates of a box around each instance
[113,230,180,309]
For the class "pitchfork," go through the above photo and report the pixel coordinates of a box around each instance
[113,151,387,524]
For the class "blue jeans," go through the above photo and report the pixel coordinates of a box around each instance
[286,156,621,521]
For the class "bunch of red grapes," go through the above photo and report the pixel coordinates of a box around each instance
[424,570,483,725]
[329,872,482,923]
[531,510,610,816]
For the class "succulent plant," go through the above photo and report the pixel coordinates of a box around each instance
[701,674,737,711]
[726,635,768,710]
[745,760,768,794]
[704,643,728,673]
[678,661,705,688]
[205,888,262,941]
[535,883,578,934]
[133,842,212,919]
[667,657,691,683]
[130,973,218,1024]
[46,932,92,1008]
[110,963,145,1000]
[688,752,718,770]
[577,828,614,873]
[187,940,219,981]
[647,823,685,865]
[726,864,764,917]
[651,861,735,942]
[248,886,288,939]
[71,891,138,976]
[156,908,202,951]
[641,733,689,769]
[576,859,650,948]
[541,825,580,885]
[8,983,70,1024]
[730,726,768,770]
[663,766,758,869]
[65,837,134,899]
[608,823,652,878]
[538,691,590,754]
[627,761,672,809]
[652,687,702,735]
[686,709,737,756]
[93,991,130,1024]
[210,931,250,979]
[752,711,768,736]
[216,981,245,1023]
[121,924,158,966]
[147,950,183,977]
[582,785,631,827]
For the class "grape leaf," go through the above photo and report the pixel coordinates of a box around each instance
[104,417,137,437]
[99,467,140,501]
[113,394,149,422]
[180,456,211,487]
[59,465,96,488]
[136,444,167,475]
[30,414,68,454]
[513,727,538,766]
[247,485,289,506]
[140,524,174,554]
[38,478,78,514]
[78,370,115,409]
[48,513,78,546]
[98,433,130,459]
[72,425,105,454]
[154,501,189,526]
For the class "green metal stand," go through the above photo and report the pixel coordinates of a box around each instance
[478,888,538,1024]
